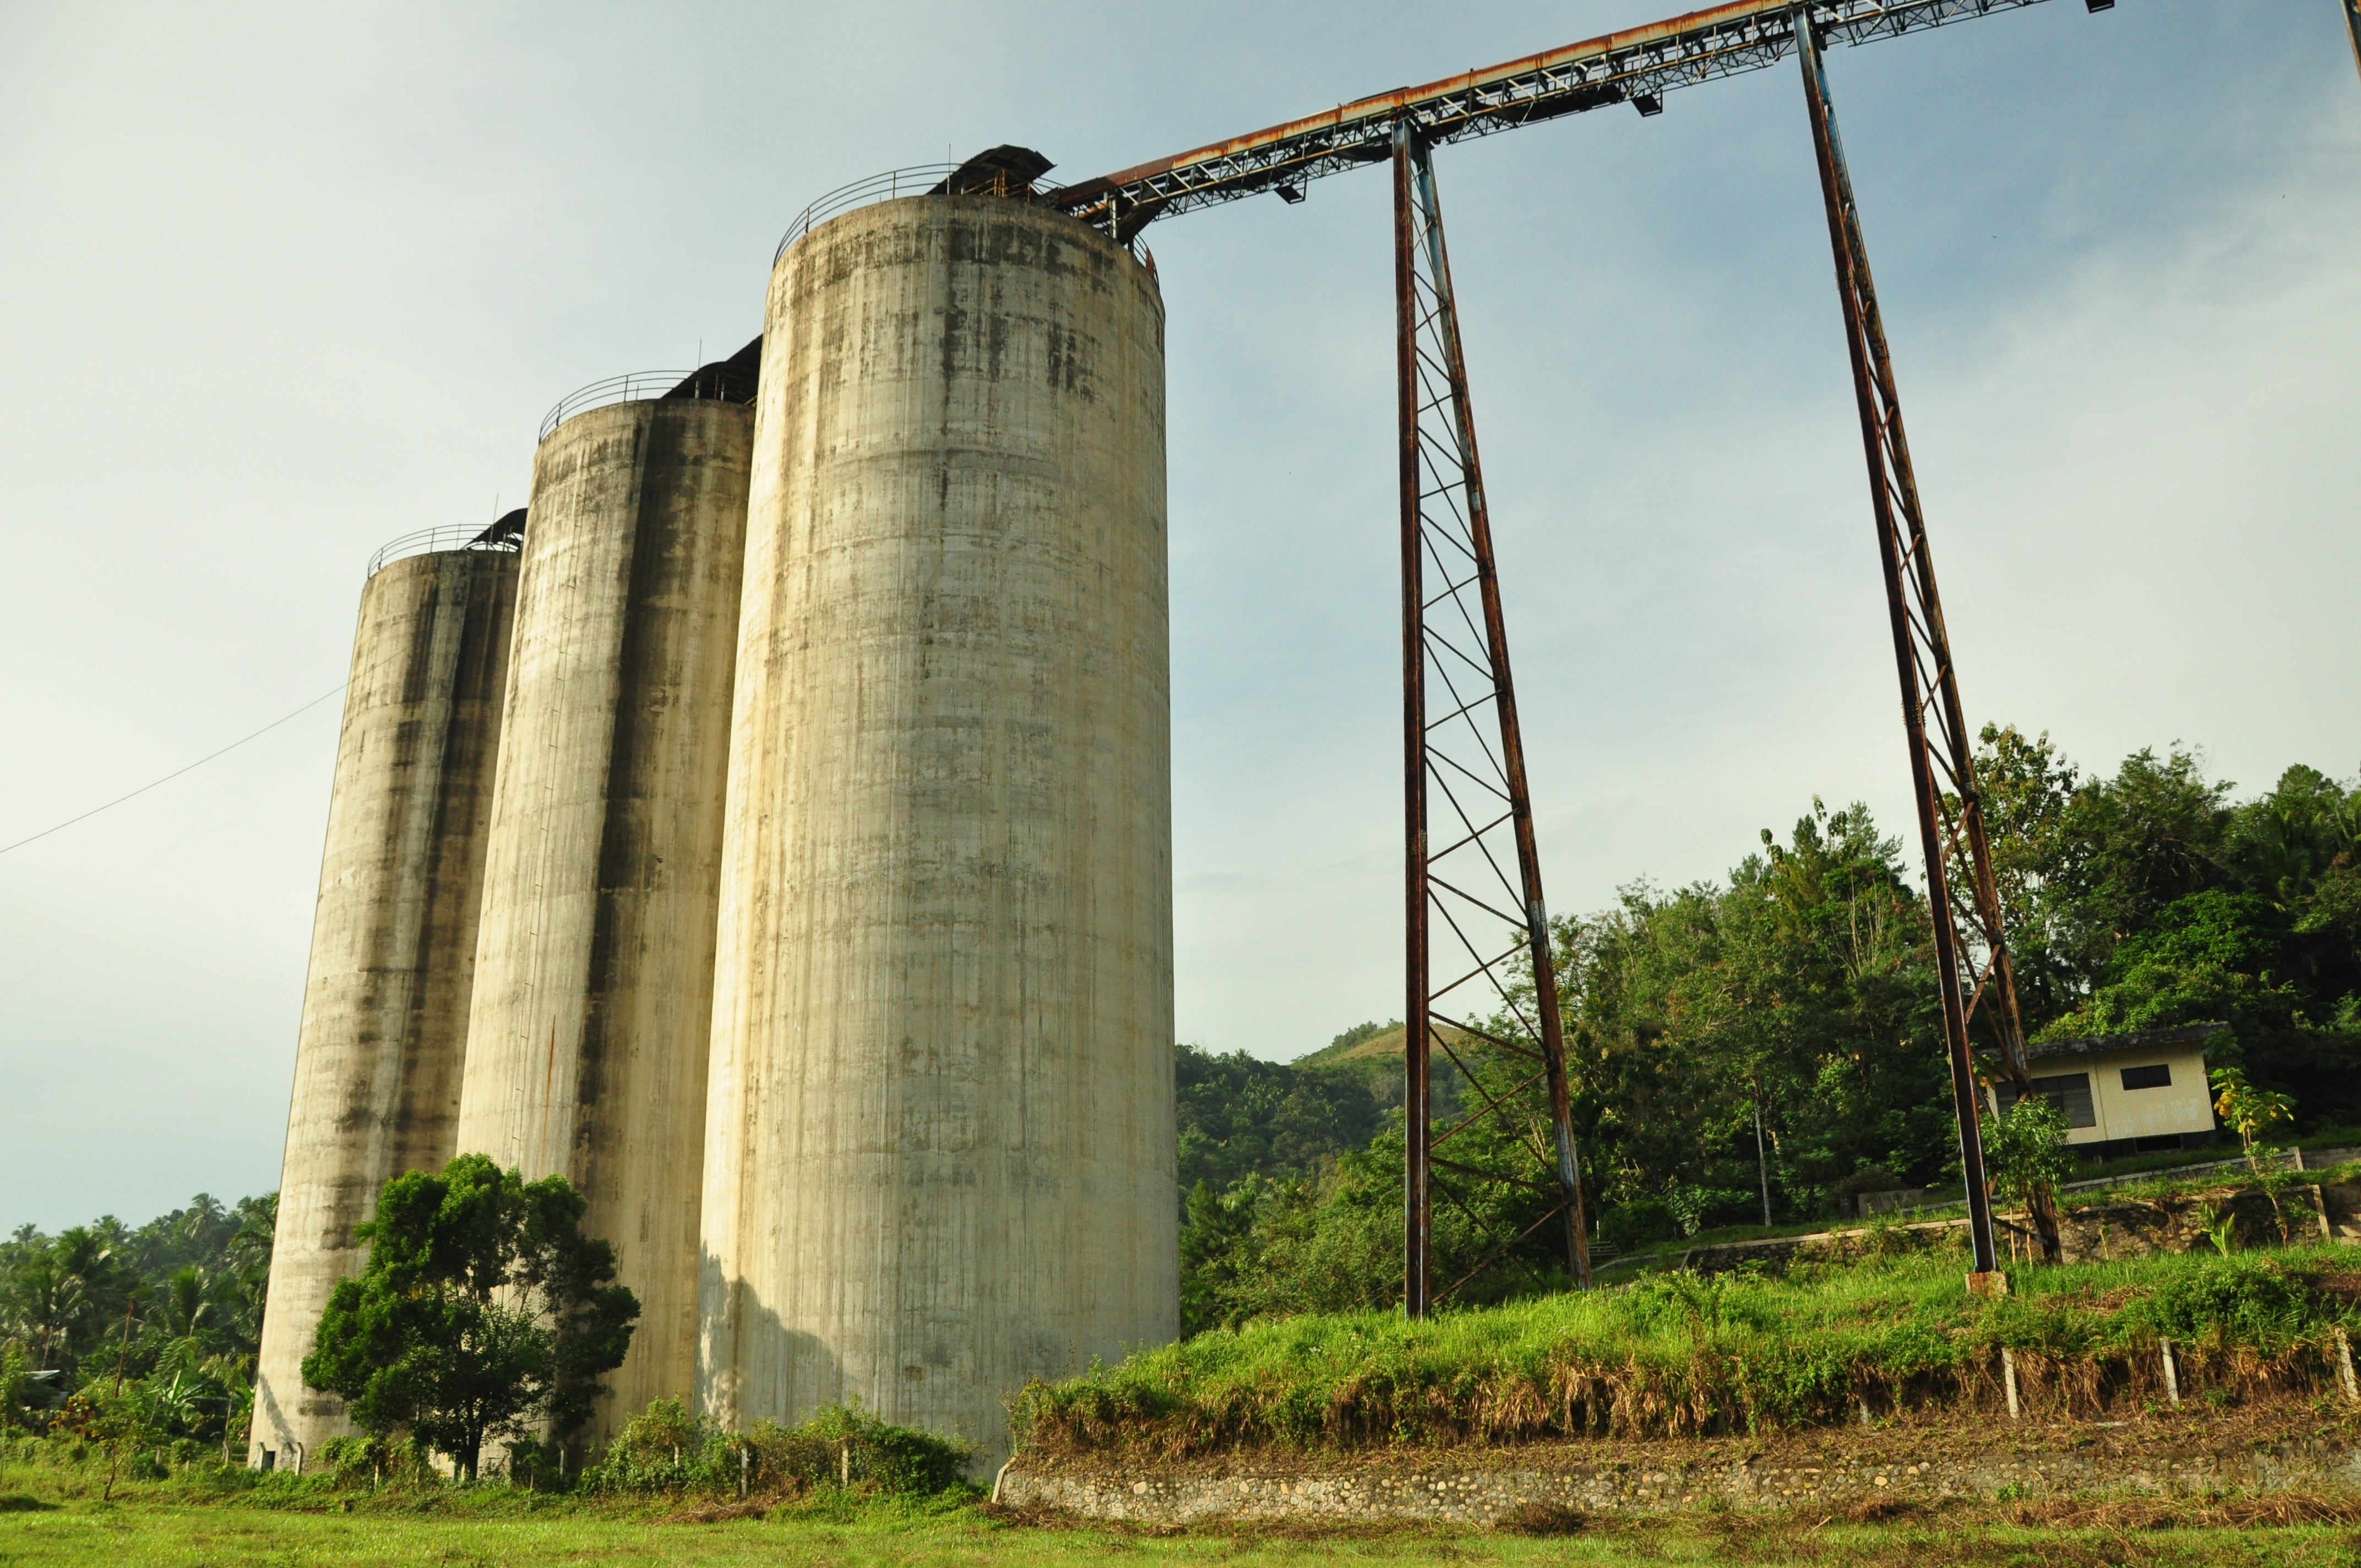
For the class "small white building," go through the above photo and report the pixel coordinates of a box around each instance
[1987,1022,2222,1158]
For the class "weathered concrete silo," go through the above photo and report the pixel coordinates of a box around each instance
[251,535,521,1469]
[454,361,754,1448]
[698,182,1178,1466]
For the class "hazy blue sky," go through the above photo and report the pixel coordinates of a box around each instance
[2,2,2354,1232]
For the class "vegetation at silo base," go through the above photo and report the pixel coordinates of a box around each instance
[1174,728,2361,1325]
[1018,1242,2361,1458]
[581,1396,971,1499]
[0,1158,637,1490]
[302,1155,638,1480]
[0,1392,977,1507]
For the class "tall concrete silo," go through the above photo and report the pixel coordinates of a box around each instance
[251,532,522,1469]
[698,175,1178,1467]
[454,355,755,1449]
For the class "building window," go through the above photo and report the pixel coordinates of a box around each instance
[2120,1063,2172,1091]
[1995,1072,2097,1129]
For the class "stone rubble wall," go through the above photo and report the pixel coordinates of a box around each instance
[999,1438,2361,1526]
[1672,1180,2361,1277]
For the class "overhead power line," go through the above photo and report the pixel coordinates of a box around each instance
[0,682,348,858]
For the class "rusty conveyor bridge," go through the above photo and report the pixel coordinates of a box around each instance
[1055,0,2092,239]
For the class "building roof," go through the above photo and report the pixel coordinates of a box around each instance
[2023,1022,2226,1063]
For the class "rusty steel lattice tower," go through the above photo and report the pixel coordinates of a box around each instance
[1797,14,2036,1278]
[1393,123,1588,1316]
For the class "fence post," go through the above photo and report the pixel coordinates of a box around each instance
[2001,1347,2021,1420]
[2161,1338,2181,1406]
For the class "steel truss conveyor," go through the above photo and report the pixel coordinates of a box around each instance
[1055,0,2083,241]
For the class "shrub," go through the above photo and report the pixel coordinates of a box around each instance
[1598,1199,1679,1251]
[314,1433,436,1487]
[584,1398,970,1499]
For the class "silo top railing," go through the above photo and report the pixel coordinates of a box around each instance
[773,165,1070,263]
[536,370,695,444]
[366,526,523,579]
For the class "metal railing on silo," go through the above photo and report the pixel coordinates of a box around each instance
[536,371,695,444]
[366,526,524,579]
[773,165,1073,263]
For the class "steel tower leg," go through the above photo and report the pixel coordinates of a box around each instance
[1394,122,1591,1319]
[1395,132,1432,1320]
[1797,17,2043,1283]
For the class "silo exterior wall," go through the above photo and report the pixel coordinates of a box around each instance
[251,547,520,1468]
[455,398,750,1449]
[699,194,1177,1467]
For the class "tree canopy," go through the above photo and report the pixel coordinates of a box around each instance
[1,1193,273,1445]
[301,1155,637,1479]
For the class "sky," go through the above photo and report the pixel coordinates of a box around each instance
[1,2,2354,1233]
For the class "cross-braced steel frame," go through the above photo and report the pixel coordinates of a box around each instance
[1395,123,1591,1317]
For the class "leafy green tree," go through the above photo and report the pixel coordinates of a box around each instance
[1217,1142,1405,1320]
[1177,1178,1260,1335]
[1552,801,1951,1223]
[2047,890,2298,1038]
[1955,725,2083,1027]
[302,1155,638,1479]
[0,1226,130,1389]
[2231,766,2361,1014]
[2047,745,2235,985]
[0,1340,34,1434]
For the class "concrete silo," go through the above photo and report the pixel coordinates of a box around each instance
[251,533,522,1470]
[454,356,754,1449]
[698,178,1178,1466]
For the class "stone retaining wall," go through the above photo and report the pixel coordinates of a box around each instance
[998,1428,2361,1526]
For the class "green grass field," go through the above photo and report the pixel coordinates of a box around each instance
[4,1475,2360,1568]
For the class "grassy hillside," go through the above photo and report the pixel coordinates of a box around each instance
[1018,1242,2361,1457]
[1291,1020,1474,1112]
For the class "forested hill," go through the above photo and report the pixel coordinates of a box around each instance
[1174,1033,1389,1196]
